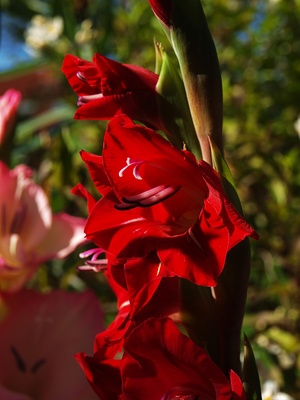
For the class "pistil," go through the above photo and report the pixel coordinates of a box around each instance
[118,157,143,180]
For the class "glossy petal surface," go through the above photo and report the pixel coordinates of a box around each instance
[83,115,257,286]
[62,54,159,127]
[122,317,245,400]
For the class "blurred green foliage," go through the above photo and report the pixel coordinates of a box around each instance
[1,0,300,396]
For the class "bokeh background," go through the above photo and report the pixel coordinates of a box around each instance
[1,0,299,396]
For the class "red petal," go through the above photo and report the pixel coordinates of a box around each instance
[62,54,100,96]
[80,150,117,200]
[230,370,247,400]
[123,257,179,319]
[93,54,158,95]
[199,161,258,245]
[71,183,97,213]
[75,353,122,400]
[102,114,206,201]
[122,317,232,400]
[158,208,230,287]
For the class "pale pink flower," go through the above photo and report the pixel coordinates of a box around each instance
[0,89,22,145]
[0,289,104,400]
[0,161,87,292]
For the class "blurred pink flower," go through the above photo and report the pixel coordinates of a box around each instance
[0,89,22,145]
[0,161,87,292]
[0,289,104,400]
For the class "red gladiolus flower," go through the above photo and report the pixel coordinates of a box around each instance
[62,53,160,129]
[121,317,246,400]
[81,114,257,287]
[76,256,180,400]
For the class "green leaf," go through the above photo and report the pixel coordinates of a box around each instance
[15,104,76,143]
[242,335,262,400]
[155,42,201,159]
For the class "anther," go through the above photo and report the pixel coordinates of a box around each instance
[10,346,26,373]
[78,247,108,272]
[136,186,180,207]
[76,71,87,82]
[115,185,180,210]
[31,358,46,373]
[77,93,104,106]
[121,185,167,203]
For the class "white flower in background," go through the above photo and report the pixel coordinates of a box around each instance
[25,15,64,51]
[75,19,99,45]
[262,380,294,400]
[294,115,300,139]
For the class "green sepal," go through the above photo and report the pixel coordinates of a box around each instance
[242,335,262,400]
[169,0,223,162]
[210,137,243,215]
[155,41,201,159]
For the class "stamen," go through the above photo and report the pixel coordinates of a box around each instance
[78,264,107,272]
[156,262,162,276]
[119,300,130,310]
[78,247,108,272]
[79,247,105,261]
[77,93,104,106]
[115,185,180,210]
[76,71,87,82]
[122,185,167,203]
[118,158,143,180]
[138,186,180,207]
[114,202,138,211]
